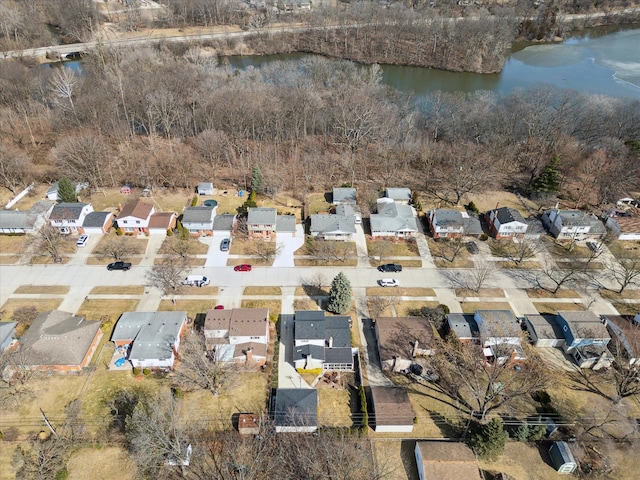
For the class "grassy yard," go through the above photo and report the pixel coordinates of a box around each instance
[93,232,149,257]
[542,237,593,259]
[244,286,282,295]
[67,447,136,480]
[607,240,640,260]
[176,285,219,296]
[157,237,209,255]
[610,301,640,315]
[202,190,245,215]
[433,258,475,268]
[77,298,140,322]
[367,239,420,257]
[0,234,27,253]
[295,286,329,297]
[158,299,216,319]
[460,301,512,313]
[395,301,440,317]
[89,286,145,295]
[0,255,21,264]
[88,187,192,214]
[294,298,321,311]
[526,288,580,298]
[318,388,352,427]
[0,298,62,321]
[369,259,423,268]
[295,258,358,267]
[455,288,504,298]
[366,287,436,297]
[306,192,332,214]
[464,190,539,215]
[599,289,640,300]
[240,299,282,315]
[372,440,416,480]
[228,256,275,267]
[13,285,70,294]
[533,302,585,314]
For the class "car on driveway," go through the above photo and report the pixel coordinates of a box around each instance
[377,263,403,272]
[378,278,399,287]
[234,264,252,272]
[107,261,131,271]
[220,238,231,251]
[214,305,224,310]
[466,241,479,254]
[76,234,89,247]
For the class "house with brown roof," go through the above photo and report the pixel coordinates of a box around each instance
[374,317,435,372]
[203,308,270,366]
[415,441,482,480]
[604,207,640,241]
[148,212,177,235]
[237,413,261,435]
[369,386,414,432]
[605,315,640,366]
[18,310,103,372]
[115,200,155,235]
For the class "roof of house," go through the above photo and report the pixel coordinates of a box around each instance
[494,207,526,224]
[0,210,29,229]
[118,200,154,220]
[557,311,608,338]
[375,317,435,361]
[324,347,353,364]
[432,209,483,235]
[182,206,216,224]
[0,322,17,345]
[233,342,268,359]
[605,315,640,358]
[46,181,87,196]
[310,210,356,235]
[112,311,187,361]
[197,182,213,190]
[333,187,357,204]
[213,214,236,231]
[247,207,277,225]
[82,211,112,228]
[274,388,318,428]
[525,216,545,234]
[370,386,414,426]
[19,310,101,367]
[610,215,640,234]
[50,202,89,220]
[276,215,296,232]
[238,413,260,432]
[294,311,351,347]
[475,310,520,338]
[415,441,481,480]
[370,200,418,233]
[385,188,412,201]
[149,212,176,229]
[447,314,479,339]
[293,343,327,362]
[204,308,269,337]
[524,314,564,340]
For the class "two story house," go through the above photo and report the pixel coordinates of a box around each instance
[49,202,93,234]
[543,208,606,240]
[247,207,296,239]
[203,308,270,366]
[474,310,525,363]
[486,207,528,240]
[115,200,155,235]
[182,205,217,236]
[293,310,354,371]
[427,209,482,239]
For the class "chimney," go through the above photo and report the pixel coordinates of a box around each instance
[412,340,419,357]
[495,202,499,209]
[328,336,333,348]
[245,347,253,364]
[306,353,312,369]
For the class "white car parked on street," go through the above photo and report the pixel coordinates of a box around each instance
[378,278,399,287]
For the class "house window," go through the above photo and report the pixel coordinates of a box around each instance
[563,325,568,332]
[250,336,260,340]
[136,220,141,224]
[123,220,128,224]
[125,227,134,232]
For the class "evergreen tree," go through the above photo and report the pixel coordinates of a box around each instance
[327,272,352,314]
[251,165,263,194]
[57,177,77,202]
[468,418,508,461]
[531,156,561,195]
[237,191,258,216]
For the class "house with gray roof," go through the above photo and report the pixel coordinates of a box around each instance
[332,187,357,205]
[556,311,611,368]
[196,182,214,196]
[605,315,640,366]
[523,314,565,348]
[310,205,357,241]
[182,205,216,236]
[82,211,115,235]
[293,310,354,371]
[446,313,479,342]
[384,188,412,204]
[49,202,93,234]
[0,322,17,351]
[276,215,296,234]
[274,388,318,433]
[427,209,483,239]
[111,311,187,369]
[370,198,418,238]
[0,210,30,234]
[486,206,528,240]
[203,308,270,366]
[19,310,102,372]
[247,207,296,238]
[542,208,606,240]
[212,214,237,236]
[473,310,525,363]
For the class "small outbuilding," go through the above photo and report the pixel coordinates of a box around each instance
[549,441,577,474]
[197,182,214,196]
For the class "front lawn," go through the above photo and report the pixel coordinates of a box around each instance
[77,298,140,322]
[367,238,420,257]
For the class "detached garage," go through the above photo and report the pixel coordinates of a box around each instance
[370,386,414,433]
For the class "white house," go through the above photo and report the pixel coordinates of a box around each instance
[115,200,155,235]
[486,207,528,240]
[182,205,217,236]
[427,209,483,239]
[384,188,412,204]
[370,198,418,238]
[0,201,54,234]
[196,182,214,196]
[309,205,357,241]
[148,212,177,235]
[543,208,606,240]
[82,211,115,235]
[111,311,187,370]
[49,202,94,234]
[332,187,357,205]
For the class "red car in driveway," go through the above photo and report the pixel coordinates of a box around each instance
[234,264,252,272]
[214,305,224,310]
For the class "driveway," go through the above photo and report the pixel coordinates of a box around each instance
[354,224,370,268]
[272,225,305,268]
[203,234,231,267]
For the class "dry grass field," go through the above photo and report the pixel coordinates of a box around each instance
[67,447,137,480]
[318,388,353,427]
[13,285,70,294]
[0,298,62,320]
[461,301,512,313]
[244,286,282,295]
[306,192,332,214]
[367,239,420,257]
[526,288,580,298]
[77,298,140,322]
[366,287,436,297]
[240,299,282,314]
[89,286,145,295]
[534,302,585,314]
[158,299,216,319]
[455,288,505,298]
[0,235,27,253]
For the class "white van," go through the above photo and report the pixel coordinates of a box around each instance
[182,275,210,287]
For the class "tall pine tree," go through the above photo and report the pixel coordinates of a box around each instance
[531,156,561,195]
[327,272,352,314]
[251,165,263,194]
[57,177,77,202]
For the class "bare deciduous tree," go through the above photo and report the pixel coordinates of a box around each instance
[601,255,640,294]
[491,238,542,266]
[32,225,67,263]
[0,347,40,407]
[95,236,141,261]
[146,258,189,295]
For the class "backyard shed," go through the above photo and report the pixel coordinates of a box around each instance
[549,441,577,474]
[197,182,214,195]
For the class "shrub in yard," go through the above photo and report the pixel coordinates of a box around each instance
[480,233,489,241]
[295,368,322,375]
[132,367,140,376]
[359,385,368,431]
[143,368,151,376]
[468,418,508,461]
[191,195,199,207]
[466,201,480,214]
[115,227,123,236]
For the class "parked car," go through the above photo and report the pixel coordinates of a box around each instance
[587,241,603,253]
[378,278,399,287]
[183,275,210,287]
[76,234,89,247]
[214,305,224,310]
[107,261,131,271]
[220,238,231,251]
[234,264,252,272]
[377,263,403,272]
[466,241,479,254]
